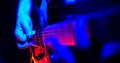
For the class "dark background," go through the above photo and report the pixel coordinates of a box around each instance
[1,0,120,63]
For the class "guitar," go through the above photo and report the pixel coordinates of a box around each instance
[16,20,77,63]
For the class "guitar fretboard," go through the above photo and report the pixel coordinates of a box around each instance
[33,26,44,46]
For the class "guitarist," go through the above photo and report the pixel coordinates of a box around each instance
[14,0,48,49]
[15,0,47,49]
[14,0,75,63]
[14,0,49,63]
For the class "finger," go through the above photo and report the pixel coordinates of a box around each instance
[29,21,36,36]
[29,19,33,29]
[21,19,33,38]
[32,30,36,35]
[15,24,27,42]
[16,41,31,49]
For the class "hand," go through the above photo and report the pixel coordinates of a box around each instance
[14,14,36,49]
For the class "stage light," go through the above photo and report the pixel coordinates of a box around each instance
[64,0,76,4]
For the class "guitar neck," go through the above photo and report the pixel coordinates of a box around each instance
[42,21,76,46]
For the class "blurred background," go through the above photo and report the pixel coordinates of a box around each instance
[1,0,120,63]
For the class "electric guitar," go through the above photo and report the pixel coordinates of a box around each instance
[29,21,76,63]
[17,20,77,63]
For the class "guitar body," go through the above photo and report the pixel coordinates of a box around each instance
[30,45,51,63]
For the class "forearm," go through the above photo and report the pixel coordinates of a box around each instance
[17,0,32,19]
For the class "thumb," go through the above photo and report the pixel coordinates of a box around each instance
[26,30,36,38]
